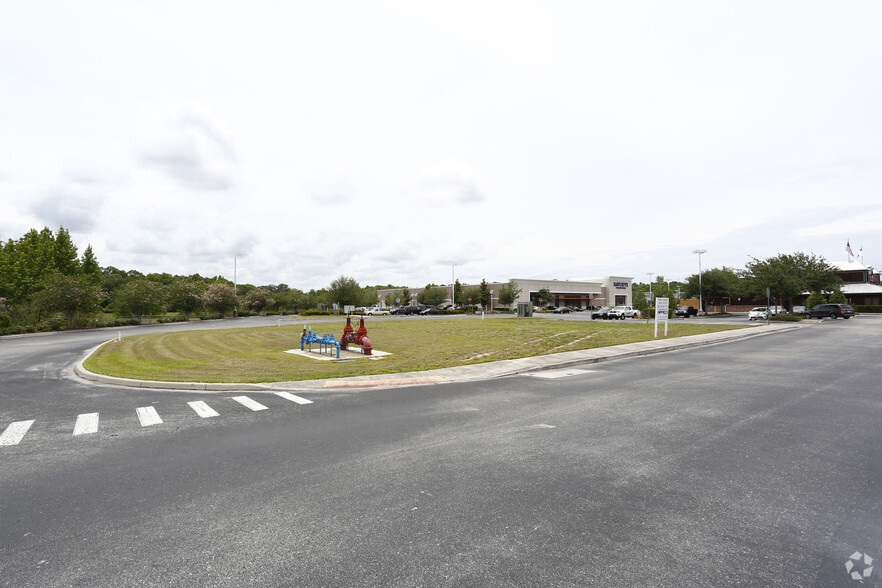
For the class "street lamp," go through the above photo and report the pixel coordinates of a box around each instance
[647,272,654,303]
[234,252,242,317]
[692,248,706,314]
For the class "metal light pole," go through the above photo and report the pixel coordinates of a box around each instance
[451,264,455,307]
[647,272,654,303]
[234,252,242,317]
[692,248,706,314]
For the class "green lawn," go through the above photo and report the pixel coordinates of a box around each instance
[83,317,745,383]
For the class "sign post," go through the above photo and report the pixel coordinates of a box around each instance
[655,297,669,338]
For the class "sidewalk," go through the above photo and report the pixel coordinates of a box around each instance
[74,322,802,393]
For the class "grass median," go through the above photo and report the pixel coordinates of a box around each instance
[83,317,745,383]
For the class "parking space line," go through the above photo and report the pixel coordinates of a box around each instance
[274,392,313,405]
[73,413,99,435]
[188,401,220,418]
[136,406,163,427]
[231,396,268,411]
[0,420,36,446]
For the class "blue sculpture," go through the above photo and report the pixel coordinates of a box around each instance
[300,328,340,358]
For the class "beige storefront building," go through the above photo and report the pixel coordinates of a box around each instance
[377,276,633,310]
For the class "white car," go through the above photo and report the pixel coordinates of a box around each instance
[748,307,769,321]
[607,305,640,319]
[363,307,390,316]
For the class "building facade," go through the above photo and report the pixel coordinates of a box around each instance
[377,276,633,310]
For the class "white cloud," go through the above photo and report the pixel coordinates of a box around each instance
[1,1,881,288]
[136,104,238,191]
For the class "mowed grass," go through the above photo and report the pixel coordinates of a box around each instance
[83,317,745,383]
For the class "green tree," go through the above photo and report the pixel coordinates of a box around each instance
[241,288,275,313]
[418,284,447,306]
[79,245,100,279]
[743,253,841,310]
[52,227,79,276]
[453,279,463,305]
[112,279,167,321]
[328,275,361,307]
[168,280,207,318]
[805,292,827,308]
[536,288,553,307]
[33,273,105,328]
[685,267,741,312]
[497,279,522,309]
[478,279,491,309]
[462,287,481,307]
[203,283,238,316]
[828,289,847,304]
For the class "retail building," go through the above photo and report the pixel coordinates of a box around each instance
[377,276,633,310]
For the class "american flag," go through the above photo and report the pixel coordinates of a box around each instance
[846,241,854,256]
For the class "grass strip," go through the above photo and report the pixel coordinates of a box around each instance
[83,318,745,383]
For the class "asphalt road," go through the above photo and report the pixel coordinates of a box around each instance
[1,316,880,587]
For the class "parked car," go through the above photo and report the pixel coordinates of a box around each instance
[363,307,390,315]
[419,305,439,315]
[553,306,571,314]
[674,305,698,318]
[591,307,612,319]
[608,305,640,319]
[390,306,408,315]
[792,306,806,315]
[805,303,855,319]
[748,307,769,321]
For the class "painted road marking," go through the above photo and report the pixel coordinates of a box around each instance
[136,406,163,427]
[526,368,595,379]
[0,420,36,446]
[231,396,268,411]
[188,401,220,418]
[274,392,313,405]
[73,413,99,436]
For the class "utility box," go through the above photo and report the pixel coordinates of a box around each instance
[517,302,533,317]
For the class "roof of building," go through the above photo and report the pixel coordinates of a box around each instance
[831,259,871,271]
[840,282,882,295]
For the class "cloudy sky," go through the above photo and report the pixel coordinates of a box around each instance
[2,1,880,290]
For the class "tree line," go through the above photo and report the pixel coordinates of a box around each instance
[630,252,845,314]
[0,226,407,333]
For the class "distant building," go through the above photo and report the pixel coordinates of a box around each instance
[829,260,882,306]
[377,277,633,310]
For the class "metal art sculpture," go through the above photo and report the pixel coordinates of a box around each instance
[341,316,373,355]
[300,328,340,358]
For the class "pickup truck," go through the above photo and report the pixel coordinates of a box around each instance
[674,305,698,318]
[607,305,640,320]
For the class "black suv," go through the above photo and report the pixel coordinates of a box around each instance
[805,303,855,319]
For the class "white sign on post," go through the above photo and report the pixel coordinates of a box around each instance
[655,297,669,338]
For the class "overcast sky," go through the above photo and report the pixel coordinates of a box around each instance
[2,1,880,290]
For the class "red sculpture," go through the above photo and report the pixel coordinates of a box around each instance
[341,316,373,355]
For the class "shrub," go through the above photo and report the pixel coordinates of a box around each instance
[770,313,802,322]
[300,310,332,316]
[854,305,882,313]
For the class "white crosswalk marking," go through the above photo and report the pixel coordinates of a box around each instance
[188,401,219,418]
[274,392,313,405]
[231,396,268,411]
[0,420,35,446]
[73,413,99,435]
[136,406,163,427]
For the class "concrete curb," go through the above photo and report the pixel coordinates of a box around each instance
[74,323,803,393]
